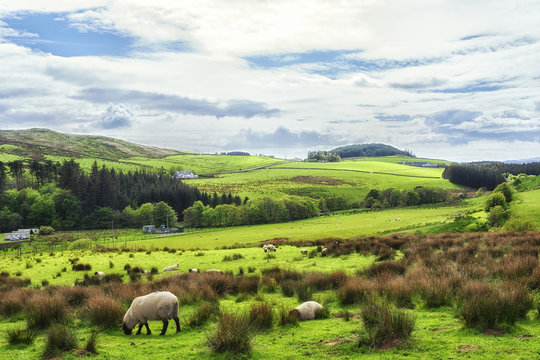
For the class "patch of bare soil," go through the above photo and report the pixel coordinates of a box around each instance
[457,345,482,352]
[288,176,351,186]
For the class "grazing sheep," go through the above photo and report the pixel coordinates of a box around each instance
[94,271,105,278]
[263,245,268,252]
[205,269,223,274]
[266,244,277,252]
[188,268,199,273]
[122,291,180,336]
[163,264,179,272]
[289,301,324,321]
[300,249,308,255]
[395,218,400,221]
[321,248,328,256]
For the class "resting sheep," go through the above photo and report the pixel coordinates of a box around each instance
[94,271,105,278]
[266,244,276,252]
[205,269,224,274]
[263,245,268,252]
[289,301,324,321]
[163,264,179,272]
[188,268,199,273]
[300,249,308,255]
[122,291,180,336]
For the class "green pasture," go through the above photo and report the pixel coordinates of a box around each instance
[126,199,483,250]
[188,158,461,201]
[124,154,285,175]
[0,153,25,162]
[0,246,376,287]
[1,298,539,360]
[510,189,540,224]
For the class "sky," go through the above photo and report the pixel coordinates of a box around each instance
[0,0,539,161]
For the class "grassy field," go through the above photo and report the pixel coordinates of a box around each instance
[125,198,484,250]
[188,158,462,202]
[510,189,540,223]
[1,232,540,359]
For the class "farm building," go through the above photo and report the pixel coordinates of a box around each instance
[5,232,30,241]
[18,228,40,235]
[142,225,156,234]
[173,170,198,179]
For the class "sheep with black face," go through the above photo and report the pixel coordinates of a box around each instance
[122,291,180,336]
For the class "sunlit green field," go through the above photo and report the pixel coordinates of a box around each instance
[125,198,484,250]
[510,189,540,223]
[189,158,461,203]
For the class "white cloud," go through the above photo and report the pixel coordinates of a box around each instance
[0,1,539,160]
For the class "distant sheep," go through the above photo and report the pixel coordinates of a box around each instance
[205,269,223,274]
[263,245,268,252]
[122,291,180,336]
[395,218,400,221]
[163,264,179,272]
[300,249,308,255]
[188,268,199,273]
[266,244,276,252]
[94,271,105,278]
[321,248,328,256]
[289,301,324,321]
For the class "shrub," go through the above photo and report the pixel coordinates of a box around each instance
[85,295,124,329]
[5,327,36,345]
[485,193,507,211]
[188,301,220,327]
[72,263,92,271]
[249,302,273,330]
[237,275,260,295]
[39,226,55,236]
[25,294,68,330]
[338,278,373,305]
[360,298,415,349]
[487,205,508,227]
[42,324,77,359]
[278,305,298,326]
[84,330,99,354]
[457,281,532,330]
[295,280,312,302]
[207,312,255,353]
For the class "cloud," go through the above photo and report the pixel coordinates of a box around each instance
[389,77,447,90]
[226,127,351,149]
[74,88,280,119]
[96,104,134,129]
[375,114,412,122]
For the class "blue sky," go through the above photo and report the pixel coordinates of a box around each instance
[0,1,539,161]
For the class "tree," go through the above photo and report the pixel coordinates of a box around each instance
[485,193,507,211]
[7,160,24,189]
[136,203,155,227]
[493,182,513,203]
[154,201,177,227]
[27,194,58,227]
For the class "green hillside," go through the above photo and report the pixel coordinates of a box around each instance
[0,128,183,160]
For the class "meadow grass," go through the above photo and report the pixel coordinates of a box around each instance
[510,189,540,224]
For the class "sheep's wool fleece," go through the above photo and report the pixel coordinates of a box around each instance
[294,301,323,320]
[124,291,178,326]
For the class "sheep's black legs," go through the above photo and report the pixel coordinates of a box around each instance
[160,320,169,335]
[174,316,181,333]
[144,322,151,335]
[136,324,143,335]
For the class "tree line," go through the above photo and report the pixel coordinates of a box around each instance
[442,162,540,190]
[0,159,243,231]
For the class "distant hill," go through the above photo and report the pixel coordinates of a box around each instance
[504,157,540,164]
[329,143,414,158]
[0,128,183,160]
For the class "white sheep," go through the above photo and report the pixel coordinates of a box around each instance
[321,247,328,256]
[266,244,276,252]
[289,301,324,321]
[205,269,223,274]
[94,271,105,278]
[263,245,268,252]
[300,249,308,255]
[163,264,179,272]
[188,268,199,273]
[122,291,180,336]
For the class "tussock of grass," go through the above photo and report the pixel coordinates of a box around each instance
[85,295,124,328]
[5,327,36,345]
[207,312,255,353]
[42,324,77,359]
